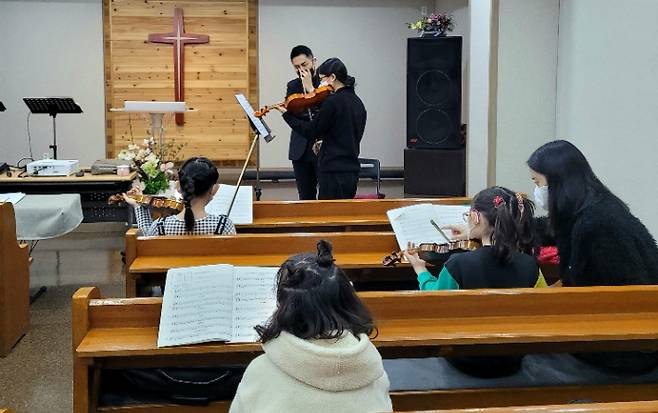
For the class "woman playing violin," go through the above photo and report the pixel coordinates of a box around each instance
[275,58,367,200]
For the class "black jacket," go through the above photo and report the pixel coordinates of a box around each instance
[537,192,658,287]
[536,192,658,374]
[283,87,367,173]
[285,76,320,161]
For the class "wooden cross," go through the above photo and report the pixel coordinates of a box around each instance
[148,8,209,126]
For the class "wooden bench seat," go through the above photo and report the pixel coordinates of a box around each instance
[125,231,406,296]
[238,197,470,232]
[0,202,29,356]
[74,286,658,412]
[393,399,658,412]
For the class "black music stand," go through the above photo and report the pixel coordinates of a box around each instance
[23,97,83,159]
[0,101,6,112]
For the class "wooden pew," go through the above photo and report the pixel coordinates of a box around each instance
[125,231,406,297]
[239,197,470,232]
[395,400,658,412]
[0,202,29,356]
[74,286,658,412]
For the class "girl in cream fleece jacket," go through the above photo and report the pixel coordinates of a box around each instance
[229,241,392,413]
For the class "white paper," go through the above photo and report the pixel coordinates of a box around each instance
[158,265,234,347]
[235,94,272,140]
[387,204,470,251]
[230,266,278,343]
[0,192,26,204]
[157,264,279,347]
[205,184,254,225]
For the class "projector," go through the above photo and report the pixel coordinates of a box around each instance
[27,159,80,176]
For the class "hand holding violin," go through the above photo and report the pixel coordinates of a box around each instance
[403,242,428,274]
[122,187,143,208]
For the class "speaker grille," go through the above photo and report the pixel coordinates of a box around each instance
[416,108,453,147]
[416,70,452,106]
[407,37,462,150]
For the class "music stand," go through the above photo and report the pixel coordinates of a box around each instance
[23,97,83,159]
[233,94,274,204]
[0,101,6,112]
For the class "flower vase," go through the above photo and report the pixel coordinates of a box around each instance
[420,29,447,38]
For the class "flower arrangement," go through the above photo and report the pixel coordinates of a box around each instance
[117,138,184,195]
[408,12,455,36]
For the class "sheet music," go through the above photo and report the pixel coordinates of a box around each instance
[205,184,254,225]
[158,265,235,347]
[230,266,278,343]
[235,94,273,140]
[387,204,470,250]
[0,192,26,204]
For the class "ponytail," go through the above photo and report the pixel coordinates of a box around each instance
[318,58,356,88]
[472,187,536,264]
[177,157,220,233]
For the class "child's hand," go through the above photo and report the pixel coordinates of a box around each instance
[122,187,143,208]
[443,224,469,241]
[403,242,428,274]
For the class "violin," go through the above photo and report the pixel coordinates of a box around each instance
[107,193,184,213]
[255,85,333,117]
[382,240,481,267]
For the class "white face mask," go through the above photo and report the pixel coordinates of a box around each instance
[534,185,549,211]
[318,80,329,88]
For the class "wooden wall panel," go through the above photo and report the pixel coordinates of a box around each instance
[104,0,258,163]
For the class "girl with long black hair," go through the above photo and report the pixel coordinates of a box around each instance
[275,58,367,200]
[124,157,236,236]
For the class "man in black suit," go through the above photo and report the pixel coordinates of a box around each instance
[286,45,321,200]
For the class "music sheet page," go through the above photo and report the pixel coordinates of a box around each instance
[387,204,470,250]
[205,184,254,225]
[158,264,234,347]
[230,266,278,343]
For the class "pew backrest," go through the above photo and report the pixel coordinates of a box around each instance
[396,399,658,412]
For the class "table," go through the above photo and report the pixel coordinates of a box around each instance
[13,194,83,240]
[0,169,136,223]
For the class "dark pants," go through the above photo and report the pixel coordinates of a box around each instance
[292,153,318,200]
[318,171,359,200]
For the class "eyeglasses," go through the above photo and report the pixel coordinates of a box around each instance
[462,209,480,224]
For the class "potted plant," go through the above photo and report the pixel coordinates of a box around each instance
[408,12,455,37]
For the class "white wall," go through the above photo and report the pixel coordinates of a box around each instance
[258,0,432,169]
[465,0,493,195]
[556,0,658,236]
[495,0,559,200]
[0,0,105,165]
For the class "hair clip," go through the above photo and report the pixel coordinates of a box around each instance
[493,195,505,208]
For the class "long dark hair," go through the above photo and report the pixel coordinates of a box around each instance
[472,186,535,264]
[317,57,356,88]
[256,240,375,343]
[527,140,624,232]
[178,157,219,232]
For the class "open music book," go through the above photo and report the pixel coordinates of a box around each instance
[157,264,278,347]
[205,184,254,225]
[387,204,471,251]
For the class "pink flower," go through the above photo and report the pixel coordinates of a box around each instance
[160,163,167,172]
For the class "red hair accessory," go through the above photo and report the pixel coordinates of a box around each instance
[493,195,505,208]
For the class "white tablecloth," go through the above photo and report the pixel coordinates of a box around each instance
[13,194,83,240]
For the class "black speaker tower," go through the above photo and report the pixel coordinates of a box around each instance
[405,36,465,196]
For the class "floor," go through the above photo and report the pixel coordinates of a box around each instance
[0,180,404,412]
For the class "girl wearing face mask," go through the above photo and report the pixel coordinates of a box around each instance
[402,187,545,381]
[527,140,658,288]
